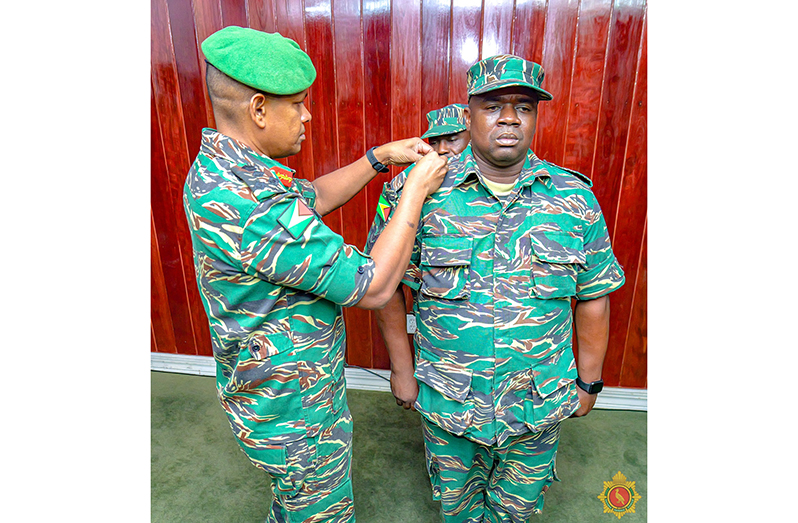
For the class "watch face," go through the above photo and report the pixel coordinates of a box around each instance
[578,378,603,394]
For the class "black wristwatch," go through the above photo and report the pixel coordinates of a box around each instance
[576,376,604,395]
[366,146,390,173]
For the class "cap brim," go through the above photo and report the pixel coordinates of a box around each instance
[468,80,553,101]
[422,124,468,139]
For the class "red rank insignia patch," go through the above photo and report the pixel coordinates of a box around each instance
[271,165,294,187]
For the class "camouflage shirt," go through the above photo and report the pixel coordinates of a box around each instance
[183,129,375,467]
[365,145,625,446]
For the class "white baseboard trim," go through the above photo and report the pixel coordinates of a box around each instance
[151,353,647,412]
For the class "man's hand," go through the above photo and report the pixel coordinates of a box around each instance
[571,386,598,417]
[390,368,418,410]
[373,138,434,167]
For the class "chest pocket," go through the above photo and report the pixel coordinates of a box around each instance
[529,230,586,299]
[420,235,473,300]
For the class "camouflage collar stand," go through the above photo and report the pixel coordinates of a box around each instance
[452,144,551,189]
[200,128,295,189]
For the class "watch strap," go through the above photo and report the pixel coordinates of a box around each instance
[576,376,604,395]
[366,146,390,173]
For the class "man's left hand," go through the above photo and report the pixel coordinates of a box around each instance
[571,386,598,417]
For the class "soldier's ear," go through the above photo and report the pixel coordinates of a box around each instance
[249,93,269,129]
[464,106,471,131]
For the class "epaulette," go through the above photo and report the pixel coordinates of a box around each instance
[545,162,593,188]
[386,166,412,193]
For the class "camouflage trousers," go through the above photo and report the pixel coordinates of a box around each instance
[422,418,561,523]
[257,408,356,523]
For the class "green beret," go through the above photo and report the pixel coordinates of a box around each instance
[201,26,317,95]
[467,54,553,101]
[422,104,468,139]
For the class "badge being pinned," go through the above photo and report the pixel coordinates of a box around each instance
[278,198,316,239]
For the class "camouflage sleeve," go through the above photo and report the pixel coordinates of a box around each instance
[575,191,626,300]
[363,172,422,291]
[240,191,375,306]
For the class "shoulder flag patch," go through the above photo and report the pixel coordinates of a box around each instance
[278,198,316,239]
[377,194,392,222]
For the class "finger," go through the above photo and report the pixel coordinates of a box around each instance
[416,140,433,154]
[396,399,403,406]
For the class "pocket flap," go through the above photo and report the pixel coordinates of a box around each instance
[245,331,293,360]
[530,231,586,265]
[421,236,473,267]
[530,354,578,398]
[415,358,472,402]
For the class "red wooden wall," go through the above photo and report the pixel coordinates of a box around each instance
[151,0,647,389]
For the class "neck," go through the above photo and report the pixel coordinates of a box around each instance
[215,119,272,158]
[472,148,525,184]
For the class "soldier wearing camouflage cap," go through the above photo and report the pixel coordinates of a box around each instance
[421,103,471,159]
[366,54,625,521]
[183,26,447,522]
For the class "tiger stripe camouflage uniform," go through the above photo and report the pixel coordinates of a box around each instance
[365,144,625,522]
[184,128,374,522]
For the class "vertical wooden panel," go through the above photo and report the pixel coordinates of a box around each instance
[220,0,247,27]
[512,0,547,64]
[363,0,394,370]
[561,0,612,176]
[421,0,452,115]
[153,0,213,357]
[535,0,578,163]
[150,72,197,355]
[305,0,343,235]
[274,0,315,180]
[391,0,422,141]
[481,0,514,58]
[604,13,647,386]
[334,0,372,368]
[619,223,647,388]
[151,211,177,353]
[166,0,209,162]
[248,0,276,32]
[589,0,646,235]
[191,0,223,130]
[449,0,482,103]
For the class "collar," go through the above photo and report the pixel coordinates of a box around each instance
[199,128,296,190]
[451,144,552,190]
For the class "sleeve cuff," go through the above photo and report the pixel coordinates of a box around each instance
[319,244,376,306]
[401,264,422,291]
[575,257,625,300]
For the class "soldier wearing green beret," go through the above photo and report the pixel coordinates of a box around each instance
[422,103,471,159]
[366,55,626,521]
[183,26,447,522]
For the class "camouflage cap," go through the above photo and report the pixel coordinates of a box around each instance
[201,26,316,95]
[466,54,553,101]
[421,104,468,139]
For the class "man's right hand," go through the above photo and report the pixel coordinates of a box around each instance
[405,150,448,197]
[391,368,419,410]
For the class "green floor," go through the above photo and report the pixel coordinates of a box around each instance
[152,371,646,522]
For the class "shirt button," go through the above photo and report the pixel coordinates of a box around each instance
[357,266,365,274]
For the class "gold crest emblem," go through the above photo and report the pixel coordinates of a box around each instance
[597,471,642,519]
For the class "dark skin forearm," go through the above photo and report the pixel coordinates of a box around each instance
[355,152,447,309]
[571,295,610,417]
[374,286,417,409]
[311,140,431,216]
